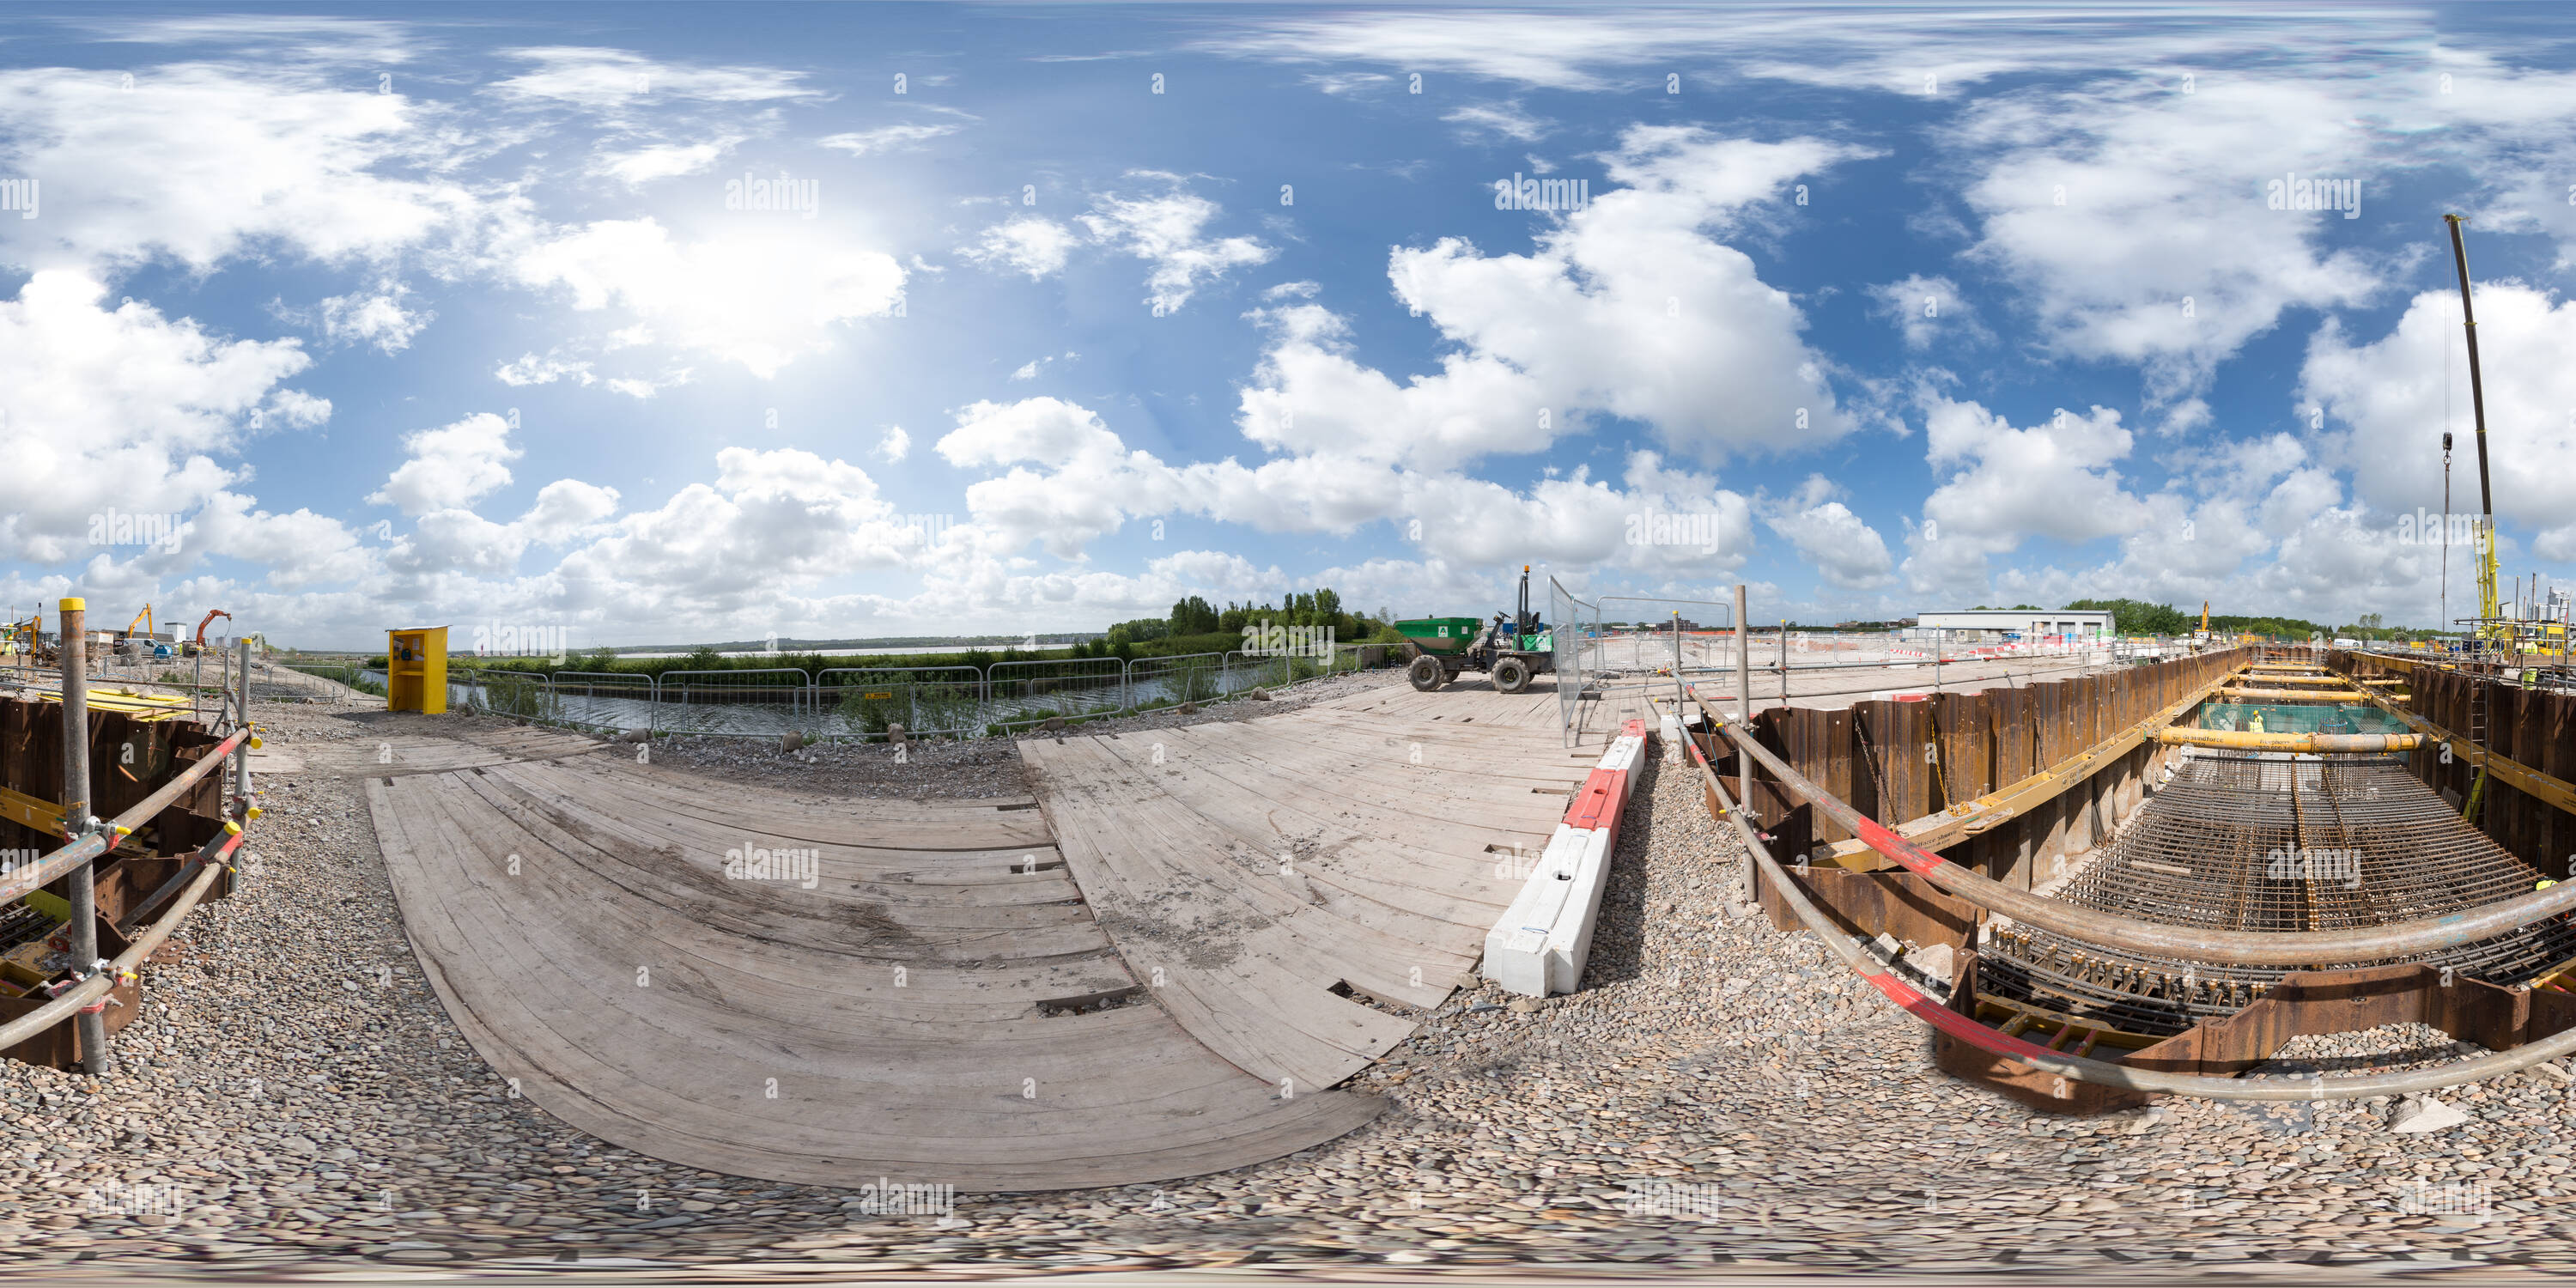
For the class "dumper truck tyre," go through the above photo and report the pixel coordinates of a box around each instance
[1492,656,1531,694]
[1407,655,1445,691]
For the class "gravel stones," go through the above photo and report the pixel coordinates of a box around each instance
[2389,1097,2473,1134]
[1,694,2565,1273]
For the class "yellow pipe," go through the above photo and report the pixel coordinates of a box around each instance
[2217,685,2368,702]
[2154,727,2420,752]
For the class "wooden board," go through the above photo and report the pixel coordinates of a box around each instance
[367,744,1379,1192]
[1024,699,1586,1091]
[308,724,610,777]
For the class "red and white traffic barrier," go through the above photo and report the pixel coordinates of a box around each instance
[1484,719,1647,997]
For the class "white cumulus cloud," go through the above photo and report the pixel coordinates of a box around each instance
[370,412,521,517]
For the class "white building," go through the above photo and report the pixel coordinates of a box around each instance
[1913,609,2116,642]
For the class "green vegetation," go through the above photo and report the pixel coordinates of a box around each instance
[2061,598,2193,635]
[453,584,1401,681]
[834,674,983,734]
[2061,598,2440,641]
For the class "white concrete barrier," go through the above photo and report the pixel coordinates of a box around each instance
[1483,720,1645,997]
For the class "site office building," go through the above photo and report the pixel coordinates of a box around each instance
[1914,608,2116,644]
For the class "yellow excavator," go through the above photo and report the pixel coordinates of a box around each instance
[118,604,179,659]
[3,610,38,660]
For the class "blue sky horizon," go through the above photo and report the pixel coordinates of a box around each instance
[5,3,2574,650]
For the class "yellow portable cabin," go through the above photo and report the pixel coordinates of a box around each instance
[386,626,448,714]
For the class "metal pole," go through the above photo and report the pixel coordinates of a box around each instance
[234,638,252,822]
[1671,611,1682,708]
[1778,621,1789,707]
[1933,625,1943,693]
[58,599,111,1074]
[1734,585,1750,808]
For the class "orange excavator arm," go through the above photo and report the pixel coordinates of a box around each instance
[195,608,232,647]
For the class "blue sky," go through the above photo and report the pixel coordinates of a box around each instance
[6,4,2576,649]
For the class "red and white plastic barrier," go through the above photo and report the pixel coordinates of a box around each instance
[1483,719,1647,997]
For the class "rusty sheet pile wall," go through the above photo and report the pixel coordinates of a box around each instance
[0,695,235,1067]
[1720,647,2245,889]
[2339,650,2576,879]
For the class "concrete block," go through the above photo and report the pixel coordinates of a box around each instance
[1906,941,1955,987]
[1542,825,1617,995]
[1483,824,1591,997]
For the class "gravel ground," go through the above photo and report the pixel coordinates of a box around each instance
[3,701,2572,1278]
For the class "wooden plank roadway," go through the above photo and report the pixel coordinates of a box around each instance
[303,723,612,777]
[1021,695,1589,1094]
[352,734,1379,1192]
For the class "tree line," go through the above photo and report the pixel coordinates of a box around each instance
[2060,598,2439,641]
[1103,588,1398,651]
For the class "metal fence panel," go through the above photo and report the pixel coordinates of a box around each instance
[656,668,821,738]
[817,666,987,738]
[1550,578,1598,740]
[1322,641,1381,677]
[280,659,377,701]
[1224,650,1295,693]
[987,657,1127,731]
[549,671,656,734]
[1596,596,1737,679]
[343,640,1397,744]
[1126,652,1227,711]
[451,666,556,723]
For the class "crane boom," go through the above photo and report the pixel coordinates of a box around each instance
[2444,214,2505,642]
